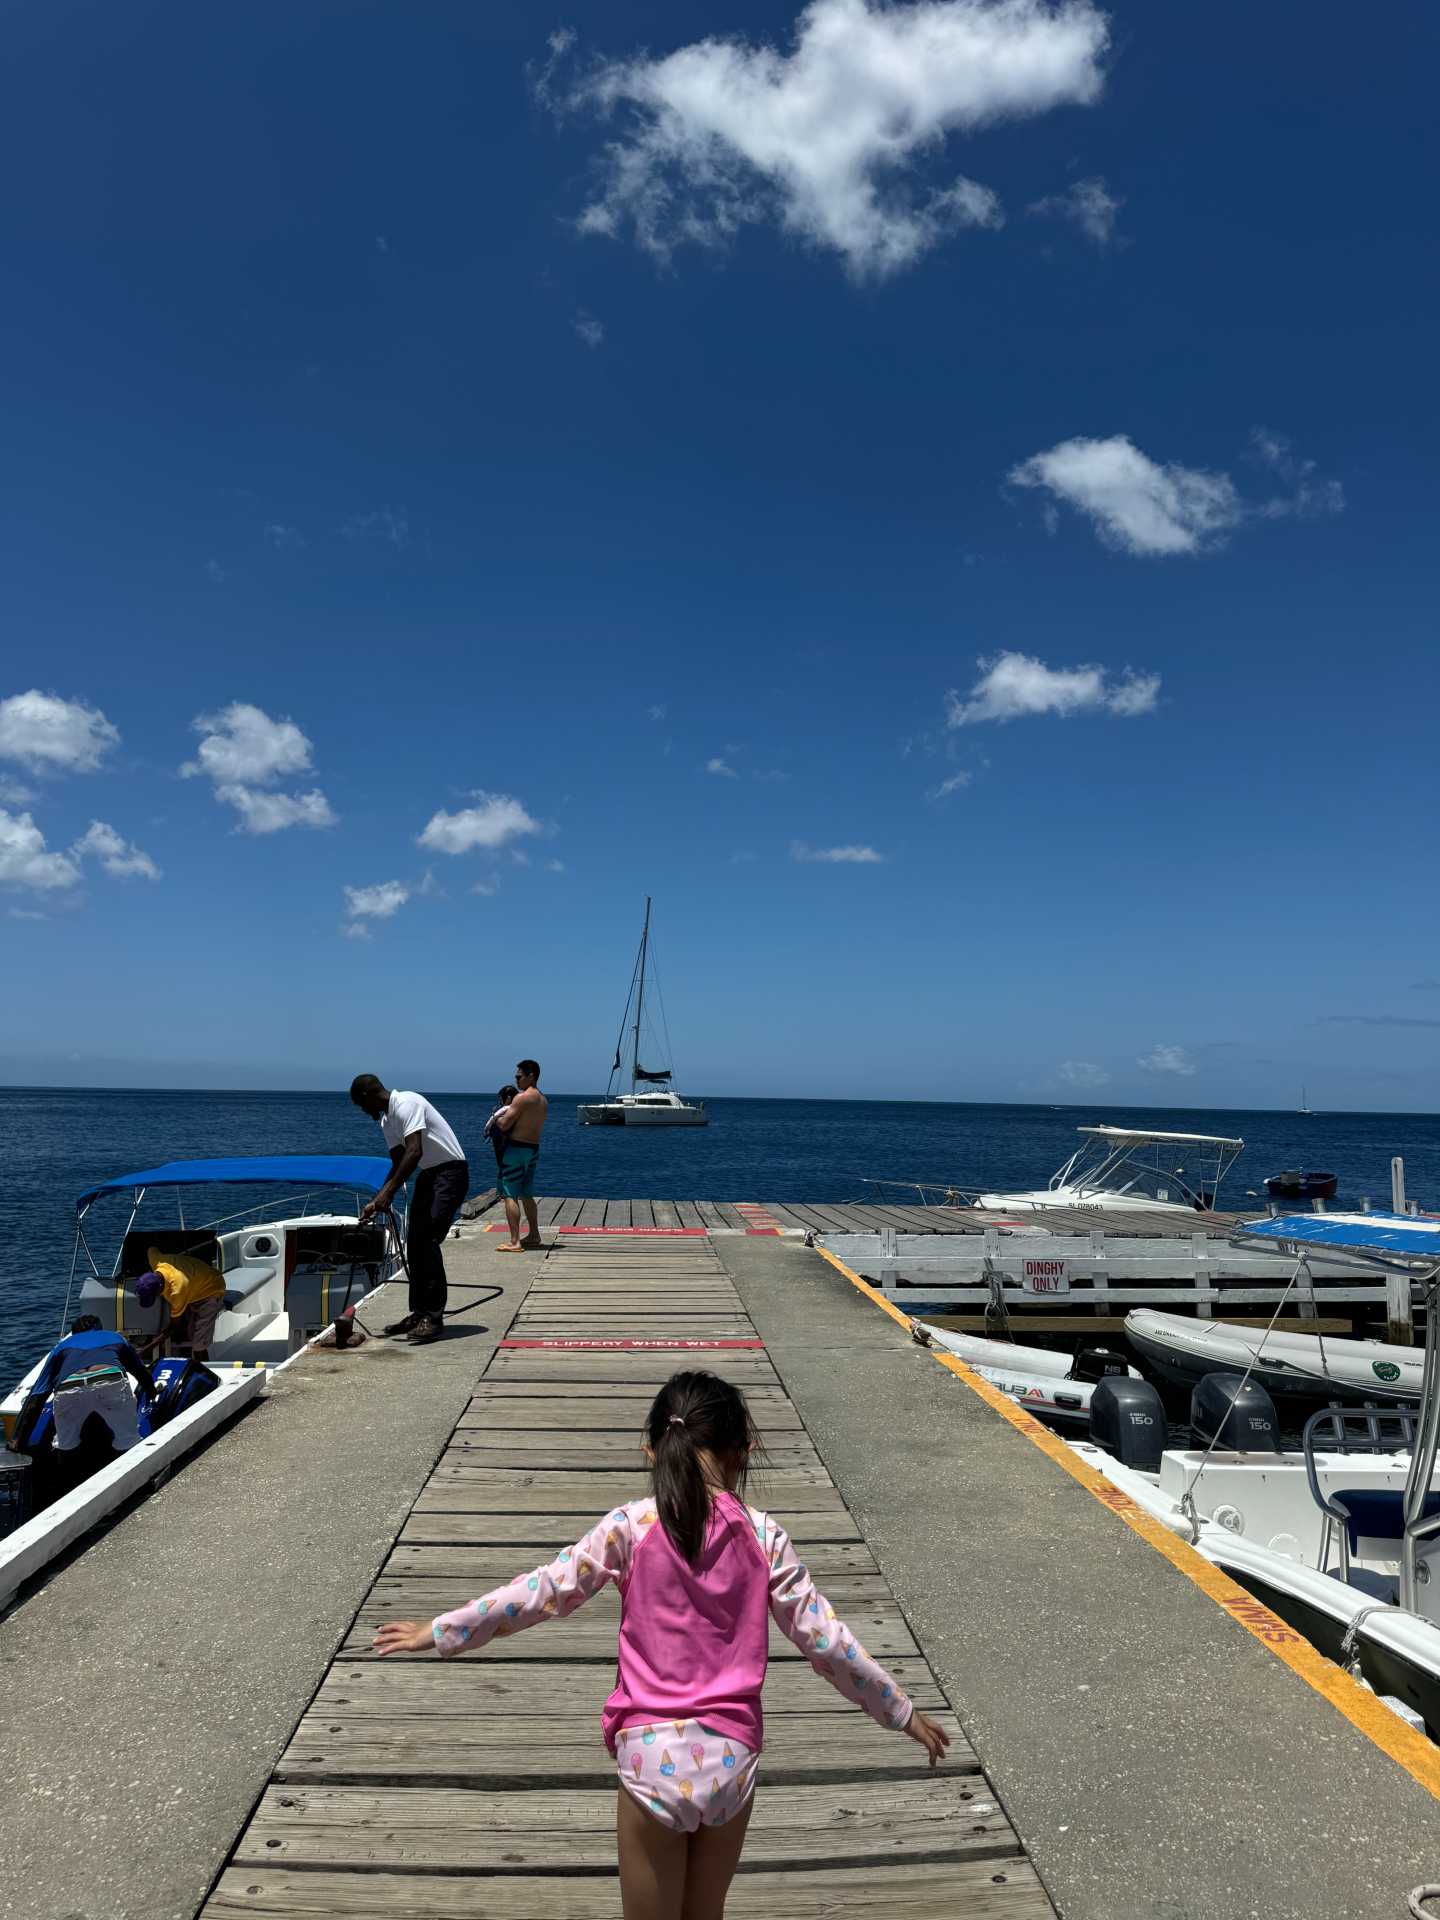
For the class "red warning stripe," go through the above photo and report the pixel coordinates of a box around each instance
[501,1338,766,1350]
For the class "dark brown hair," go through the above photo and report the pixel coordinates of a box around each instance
[645,1370,762,1566]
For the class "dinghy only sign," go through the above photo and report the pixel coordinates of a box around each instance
[1021,1257,1070,1295]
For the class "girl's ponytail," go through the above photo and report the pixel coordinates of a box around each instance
[646,1370,760,1567]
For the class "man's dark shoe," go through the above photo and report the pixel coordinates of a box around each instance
[383,1312,418,1337]
[406,1315,441,1345]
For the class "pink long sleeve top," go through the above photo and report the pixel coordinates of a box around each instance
[430,1488,914,1755]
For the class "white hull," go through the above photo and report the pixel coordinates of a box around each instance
[578,1095,707,1127]
[1067,1439,1440,1735]
[917,1321,1139,1429]
[1126,1308,1425,1404]
[974,1184,1199,1214]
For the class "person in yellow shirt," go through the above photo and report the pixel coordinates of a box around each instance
[136,1244,226,1360]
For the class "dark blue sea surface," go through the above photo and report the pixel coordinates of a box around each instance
[2,1087,1436,1388]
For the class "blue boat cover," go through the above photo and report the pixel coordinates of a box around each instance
[1243,1211,1440,1259]
[77,1155,394,1209]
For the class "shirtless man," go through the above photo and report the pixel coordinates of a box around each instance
[497,1059,548,1252]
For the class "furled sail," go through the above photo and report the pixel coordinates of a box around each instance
[634,1065,672,1082]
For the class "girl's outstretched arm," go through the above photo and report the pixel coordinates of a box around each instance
[763,1512,953,1764]
[373,1504,638,1658]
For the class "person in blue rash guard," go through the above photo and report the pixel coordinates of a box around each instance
[11,1316,156,1499]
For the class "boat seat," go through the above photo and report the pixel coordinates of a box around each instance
[1332,1488,1440,1549]
[1327,1565,1398,1604]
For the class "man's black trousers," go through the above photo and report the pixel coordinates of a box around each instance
[406,1159,470,1319]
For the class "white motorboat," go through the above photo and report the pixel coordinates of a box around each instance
[913,1319,1140,1430]
[1,1154,401,1606]
[973,1126,1245,1214]
[1127,1306,1423,1406]
[1069,1209,1440,1740]
[578,897,708,1127]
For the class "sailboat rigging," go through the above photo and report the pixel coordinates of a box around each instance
[577,899,708,1128]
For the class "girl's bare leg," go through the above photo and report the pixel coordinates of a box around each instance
[618,1786,688,1920]
[681,1795,755,1920]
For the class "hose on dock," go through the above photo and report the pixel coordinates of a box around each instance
[1408,1888,1440,1917]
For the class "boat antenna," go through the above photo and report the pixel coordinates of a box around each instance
[631,896,651,1096]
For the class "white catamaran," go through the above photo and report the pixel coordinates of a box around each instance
[578,898,707,1127]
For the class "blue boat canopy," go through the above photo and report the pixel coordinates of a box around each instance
[77,1154,394,1210]
[1243,1211,1440,1260]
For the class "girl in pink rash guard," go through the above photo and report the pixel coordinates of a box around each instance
[374,1368,950,1918]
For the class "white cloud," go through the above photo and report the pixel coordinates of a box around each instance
[546,858,567,873]
[647,703,667,721]
[791,839,885,863]
[0,691,120,774]
[205,559,229,584]
[1137,1043,1196,1077]
[1057,1058,1109,1088]
[1028,174,1121,246]
[183,703,337,834]
[264,523,306,551]
[345,880,410,921]
[928,770,974,799]
[0,807,81,891]
[946,651,1159,725]
[0,776,34,805]
[573,309,605,347]
[1249,429,1345,521]
[72,820,161,880]
[216,786,337,835]
[419,792,541,855]
[184,703,315,786]
[471,876,500,897]
[340,921,372,941]
[1009,435,1242,556]
[706,757,739,778]
[342,505,410,547]
[560,0,1109,278]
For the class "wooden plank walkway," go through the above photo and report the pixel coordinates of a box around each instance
[205,1235,1052,1917]
[469,1195,1258,1238]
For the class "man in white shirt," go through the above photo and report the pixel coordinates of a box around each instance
[350,1075,470,1344]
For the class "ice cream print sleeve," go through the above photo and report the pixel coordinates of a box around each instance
[761,1512,913,1731]
[431,1503,639,1657]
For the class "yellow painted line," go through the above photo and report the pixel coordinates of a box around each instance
[815,1243,1440,1801]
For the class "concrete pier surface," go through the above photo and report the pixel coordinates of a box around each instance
[4,1217,1438,1920]
[0,1243,534,1920]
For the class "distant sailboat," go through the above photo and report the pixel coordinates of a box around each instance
[1297,1085,1314,1115]
[577,899,708,1128]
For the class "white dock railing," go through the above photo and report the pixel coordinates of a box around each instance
[820,1228,1416,1342]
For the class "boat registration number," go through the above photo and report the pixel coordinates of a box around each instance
[1021,1258,1070,1295]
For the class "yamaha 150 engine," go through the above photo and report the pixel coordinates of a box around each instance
[1089,1376,1166,1470]
[1190,1372,1280,1452]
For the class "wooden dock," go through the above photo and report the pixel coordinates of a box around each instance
[204,1233,1053,1917]
[464,1192,1262,1237]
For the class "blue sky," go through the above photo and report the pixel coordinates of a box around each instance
[1,0,1436,1109]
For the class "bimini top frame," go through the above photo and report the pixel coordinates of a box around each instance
[1054,1128,1245,1210]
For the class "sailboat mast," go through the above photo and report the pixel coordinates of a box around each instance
[631,896,651,1095]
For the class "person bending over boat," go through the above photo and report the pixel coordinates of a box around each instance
[350,1075,470,1345]
[137,1243,227,1360]
[496,1058,546,1252]
[12,1315,156,1503]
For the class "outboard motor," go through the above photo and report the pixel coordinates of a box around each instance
[1190,1371,1280,1452]
[1070,1345,1133,1386]
[1089,1376,1166,1470]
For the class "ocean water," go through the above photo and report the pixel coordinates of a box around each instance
[2,1087,1436,1389]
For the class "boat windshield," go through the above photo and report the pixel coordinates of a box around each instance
[1051,1128,1244,1210]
